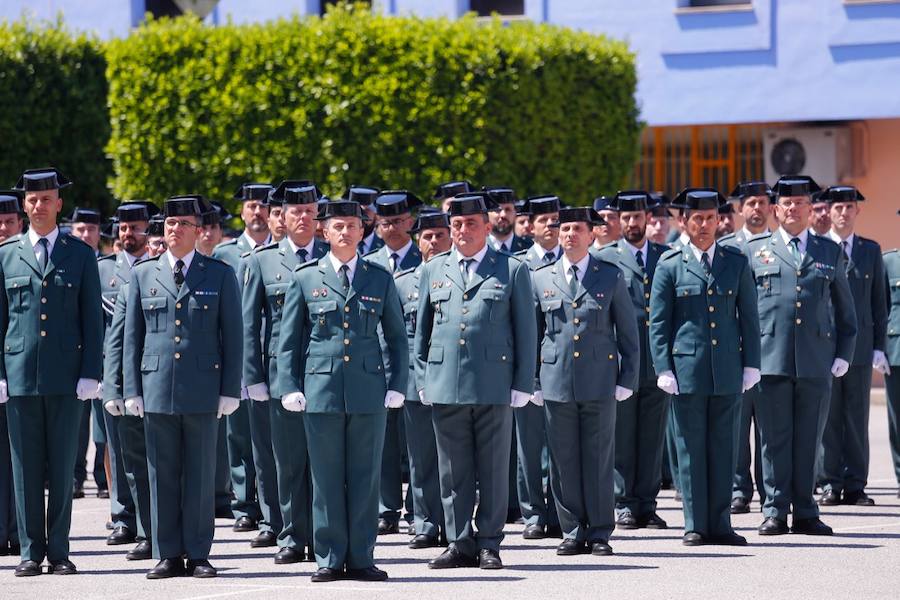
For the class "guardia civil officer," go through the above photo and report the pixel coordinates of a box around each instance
[415,193,537,570]
[1,168,103,576]
[747,176,857,536]
[347,186,383,255]
[650,188,761,547]
[486,187,533,254]
[534,206,638,555]
[433,180,475,214]
[513,195,563,539]
[123,195,242,578]
[212,182,272,533]
[884,216,900,498]
[596,191,671,530]
[277,200,408,583]
[243,183,328,564]
[364,190,423,535]
[99,202,157,561]
[395,210,452,549]
[818,186,887,506]
[0,191,22,558]
[719,181,773,514]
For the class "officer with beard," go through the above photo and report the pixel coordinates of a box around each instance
[486,187,533,254]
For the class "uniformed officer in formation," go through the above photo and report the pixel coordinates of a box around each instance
[99,202,156,562]
[596,191,671,531]
[719,181,773,514]
[646,193,672,246]
[592,196,622,248]
[650,188,761,547]
[514,199,534,241]
[196,201,231,256]
[396,210,452,549]
[212,182,273,535]
[884,219,900,498]
[819,186,887,506]
[748,176,857,536]
[1,168,103,576]
[364,190,423,535]
[350,186,384,255]
[534,206,639,555]
[0,191,22,558]
[123,195,242,578]
[415,194,537,570]
[433,180,475,214]
[243,182,328,564]
[277,200,408,583]
[486,187,533,254]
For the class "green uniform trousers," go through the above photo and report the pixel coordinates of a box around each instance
[671,393,741,536]
[6,395,83,562]
[403,401,443,538]
[614,383,669,517]
[887,370,900,485]
[215,419,231,515]
[432,404,512,556]
[248,400,281,534]
[117,415,151,540]
[379,407,411,526]
[756,375,830,521]
[546,399,615,543]
[0,406,19,548]
[733,386,765,502]
[305,412,386,570]
[269,399,311,550]
[102,410,137,531]
[144,412,217,560]
[821,365,873,494]
[514,403,558,528]
[227,402,259,520]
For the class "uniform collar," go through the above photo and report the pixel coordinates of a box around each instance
[287,236,316,257]
[561,252,591,280]
[241,230,270,250]
[626,239,648,259]
[28,225,59,251]
[386,238,413,262]
[165,249,195,274]
[328,251,359,283]
[124,251,148,268]
[779,227,809,253]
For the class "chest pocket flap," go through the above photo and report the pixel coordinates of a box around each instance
[141,297,168,311]
[540,299,562,312]
[5,275,31,290]
[431,288,451,303]
[310,300,338,315]
[675,284,702,297]
[754,265,780,278]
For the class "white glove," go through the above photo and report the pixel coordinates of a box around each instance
[0,380,7,404]
[530,391,544,407]
[104,399,126,416]
[240,386,250,401]
[76,378,101,401]
[831,358,850,378]
[615,386,633,402]
[873,350,891,376]
[418,390,432,406]
[510,389,531,408]
[282,391,307,412]
[125,396,144,418]
[384,390,405,409]
[247,382,270,402]
[657,371,679,395]
[741,367,761,393]
[217,396,240,419]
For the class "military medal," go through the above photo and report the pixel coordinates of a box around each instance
[313,289,319,298]
[321,288,328,297]
[150,288,157,296]
[110,279,117,287]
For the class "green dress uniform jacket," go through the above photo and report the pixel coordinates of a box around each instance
[746,232,857,521]
[821,235,887,495]
[0,232,103,563]
[490,234,533,255]
[883,250,900,485]
[276,254,408,570]
[533,254,639,543]
[413,246,537,557]
[597,240,672,519]
[649,243,761,537]
[242,237,327,550]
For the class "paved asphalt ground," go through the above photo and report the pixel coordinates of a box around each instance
[4,396,898,599]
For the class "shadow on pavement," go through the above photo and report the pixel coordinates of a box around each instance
[508,563,657,572]
[752,542,879,549]
[389,576,526,582]
[616,552,751,559]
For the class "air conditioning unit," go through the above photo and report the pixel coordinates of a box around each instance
[763,127,852,187]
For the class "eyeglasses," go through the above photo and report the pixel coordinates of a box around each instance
[148,239,167,250]
[165,218,200,229]
[378,217,411,230]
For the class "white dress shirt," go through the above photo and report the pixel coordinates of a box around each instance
[627,239,649,264]
[165,249,195,277]
[489,233,515,253]
[457,243,490,280]
[28,226,59,266]
[561,252,591,286]
[328,252,359,285]
[778,227,809,255]
[287,237,316,260]
[828,230,855,260]
[386,239,414,270]
[538,244,562,263]
[124,251,148,269]
[241,231,270,250]
[688,242,716,268]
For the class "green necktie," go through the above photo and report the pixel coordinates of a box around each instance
[339,264,350,291]
[789,237,802,266]
[569,264,579,296]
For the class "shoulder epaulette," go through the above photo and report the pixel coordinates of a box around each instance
[133,255,162,268]
[747,232,772,243]
[254,242,279,253]
[362,258,391,275]
[427,250,451,263]
[660,246,684,261]
[97,253,117,262]
[883,248,899,256]
[0,235,21,247]
[719,243,743,256]
[395,265,417,278]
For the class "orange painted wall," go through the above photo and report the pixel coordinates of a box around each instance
[847,118,900,251]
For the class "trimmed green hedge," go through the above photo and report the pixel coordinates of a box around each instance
[0,17,111,212]
[106,5,640,208]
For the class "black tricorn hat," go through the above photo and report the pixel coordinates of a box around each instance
[672,188,728,211]
[116,201,160,223]
[817,185,865,203]
[375,190,424,216]
[526,195,562,215]
[283,185,321,205]
[447,194,488,216]
[343,185,380,206]
[0,190,22,215]
[409,210,450,234]
[165,195,206,218]
[315,200,366,221]
[772,175,822,198]
[233,183,273,202]
[729,181,773,200]
[483,186,518,208]
[614,190,654,212]
[550,206,605,228]
[67,207,102,225]
[434,180,474,201]
[14,167,72,192]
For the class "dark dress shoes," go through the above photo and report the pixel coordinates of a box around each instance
[48,559,77,575]
[97,488,110,499]
[126,540,152,561]
[791,518,833,536]
[232,516,257,532]
[591,541,614,556]
[14,560,42,577]
[818,490,841,506]
[310,567,342,582]
[709,532,747,546]
[616,513,638,529]
[72,485,85,499]
[274,547,304,564]
[147,558,186,579]
[215,506,234,519]
[730,497,751,514]
[556,539,586,556]
[639,512,668,529]
[408,534,441,549]
[522,524,545,539]
[843,490,875,506]
[758,517,790,535]
[479,549,503,569]
[682,532,705,546]
[377,518,399,535]
[250,531,278,548]
[187,559,217,578]
[428,547,479,569]
[107,526,136,546]
[346,566,388,581]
